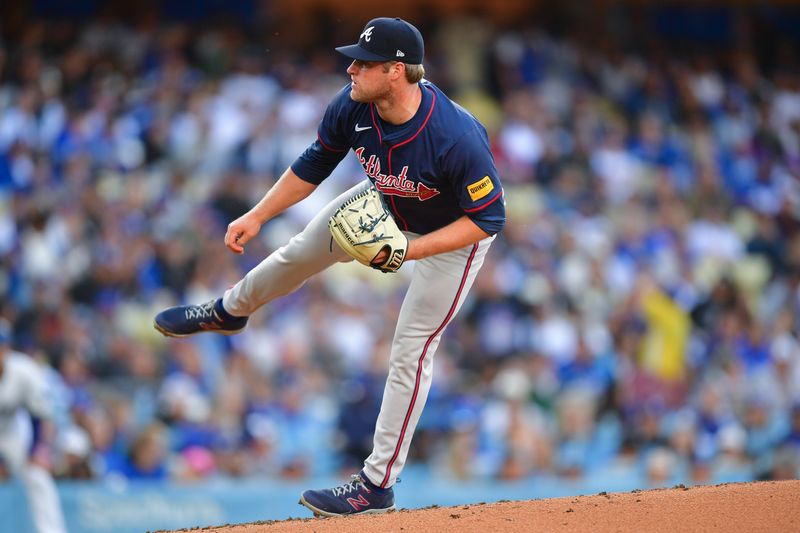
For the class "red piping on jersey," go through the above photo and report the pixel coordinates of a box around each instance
[369,105,383,145]
[368,103,408,227]
[463,188,504,213]
[389,88,436,152]
[317,134,347,153]
[380,242,478,489]
[370,87,437,231]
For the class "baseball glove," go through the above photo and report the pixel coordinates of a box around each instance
[328,186,408,273]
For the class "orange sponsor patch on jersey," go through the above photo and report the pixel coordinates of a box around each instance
[467,176,494,202]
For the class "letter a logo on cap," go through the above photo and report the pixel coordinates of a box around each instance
[361,26,374,42]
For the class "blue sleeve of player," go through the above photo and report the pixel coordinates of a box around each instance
[442,127,505,235]
[291,85,352,184]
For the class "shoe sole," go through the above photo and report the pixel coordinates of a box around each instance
[153,320,245,338]
[298,495,395,518]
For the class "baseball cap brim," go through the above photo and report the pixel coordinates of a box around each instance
[335,44,391,62]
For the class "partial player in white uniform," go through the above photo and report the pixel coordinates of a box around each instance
[154,17,505,517]
[0,319,68,533]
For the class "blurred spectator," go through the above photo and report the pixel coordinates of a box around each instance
[645,447,679,487]
[56,425,94,480]
[112,423,168,480]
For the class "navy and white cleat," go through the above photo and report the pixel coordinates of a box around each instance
[153,298,248,337]
[299,471,395,517]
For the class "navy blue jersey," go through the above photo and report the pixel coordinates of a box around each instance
[291,81,505,236]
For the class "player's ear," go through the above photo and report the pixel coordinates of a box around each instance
[388,61,404,81]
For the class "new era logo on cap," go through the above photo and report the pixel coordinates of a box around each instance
[336,17,424,64]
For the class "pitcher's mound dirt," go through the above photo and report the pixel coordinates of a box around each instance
[167,480,800,533]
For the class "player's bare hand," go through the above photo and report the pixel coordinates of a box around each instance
[225,213,263,254]
[372,248,390,265]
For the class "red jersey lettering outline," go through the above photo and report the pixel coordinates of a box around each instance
[355,147,440,201]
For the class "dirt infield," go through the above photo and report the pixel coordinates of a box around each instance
[166,480,800,533]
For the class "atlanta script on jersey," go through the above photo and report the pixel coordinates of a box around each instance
[292,81,505,236]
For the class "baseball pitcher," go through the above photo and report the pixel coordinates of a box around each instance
[154,17,505,517]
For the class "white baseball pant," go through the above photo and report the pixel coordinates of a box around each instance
[223,179,493,488]
[0,417,67,533]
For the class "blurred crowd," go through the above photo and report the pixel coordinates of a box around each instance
[1,9,799,490]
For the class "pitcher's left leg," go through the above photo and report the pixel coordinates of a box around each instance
[363,235,494,488]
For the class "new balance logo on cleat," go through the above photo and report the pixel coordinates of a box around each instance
[347,495,370,511]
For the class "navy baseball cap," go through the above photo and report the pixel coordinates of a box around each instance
[336,17,424,64]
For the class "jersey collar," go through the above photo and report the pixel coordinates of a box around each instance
[369,83,434,146]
